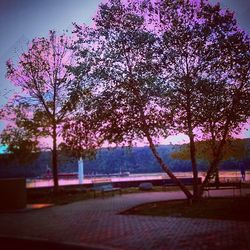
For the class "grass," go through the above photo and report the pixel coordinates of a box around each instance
[27,188,93,205]
[121,197,250,221]
[27,185,188,205]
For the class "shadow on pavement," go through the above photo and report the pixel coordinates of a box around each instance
[0,236,112,250]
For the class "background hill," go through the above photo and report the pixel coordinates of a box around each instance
[0,139,249,178]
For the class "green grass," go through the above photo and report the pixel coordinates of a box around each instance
[121,197,250,221]
[27,188,93,205]
[27,185,189,205]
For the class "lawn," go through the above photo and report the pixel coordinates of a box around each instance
[27,185,187,205]
[121,197,250,221]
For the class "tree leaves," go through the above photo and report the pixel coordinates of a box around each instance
[0,126,40,165]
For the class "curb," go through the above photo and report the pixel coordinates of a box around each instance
[0,235,118,250]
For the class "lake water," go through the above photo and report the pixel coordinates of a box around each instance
[26,170,249,188]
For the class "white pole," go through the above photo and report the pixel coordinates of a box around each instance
[78,157,84,184]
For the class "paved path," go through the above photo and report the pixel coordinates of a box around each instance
[0,191,250,250]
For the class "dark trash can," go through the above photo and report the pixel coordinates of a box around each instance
[0,178,27,210]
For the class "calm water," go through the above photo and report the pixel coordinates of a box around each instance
[26,170,249,188]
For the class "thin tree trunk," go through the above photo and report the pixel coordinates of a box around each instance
[128,73,193,199]
[199,147,224,197]
[188,128,199,200]
[198,120,231,197]
[136,94,193,200]
[145,132,193,200]
[215,167,220,189]
[52,122,59,192]
[199,82,244,197]
[186,86,199,200]
[198,157,220,196]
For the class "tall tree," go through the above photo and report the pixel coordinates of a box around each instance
[72,0,193,199]
[71,0,249,200]
[5,31,74,191]
[148,0,250,198]
[152,0,206,198]
[195,2,250,194]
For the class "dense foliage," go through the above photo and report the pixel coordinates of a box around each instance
[2,31,74,190]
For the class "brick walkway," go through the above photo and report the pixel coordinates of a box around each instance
[0,191,250,249]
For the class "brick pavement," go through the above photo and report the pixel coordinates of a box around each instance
[0,191,250,250]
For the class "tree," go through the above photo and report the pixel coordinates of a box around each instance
[71,0,249,200]
[0,126,40,165]
[60,114,102,160]
[71,0,193,199]
[195,3,250,195]
[147,0,250,198]
[4,31,74,191]
[150,0,207,198]
[171,139,249,163]
[172,138,250,187]
[0,100,40,164]
[60,25,105,164]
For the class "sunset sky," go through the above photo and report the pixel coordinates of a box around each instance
[0,0,249,148]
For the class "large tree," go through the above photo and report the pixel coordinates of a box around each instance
[153,0,207,198]
[195,2,250,195]
[69,0,249,200]
[71,0,193,199]
[4,31,75,191]
[146,0,250,198]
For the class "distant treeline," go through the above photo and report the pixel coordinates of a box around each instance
[0,140,249,178]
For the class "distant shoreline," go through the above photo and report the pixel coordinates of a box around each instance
[26,170,249,188]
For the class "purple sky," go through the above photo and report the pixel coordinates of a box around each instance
[0,0,249,144]
[0,0,101,104]
[0,0,101,132]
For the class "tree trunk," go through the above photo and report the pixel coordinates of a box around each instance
[188,129,199,200]
[186,87,199,200]
[131,76,193,199]
[198,124,230,197]
[198,158,220,197]
[215,167,220,189]
[52,122,59,192]
[145,132,193,200]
